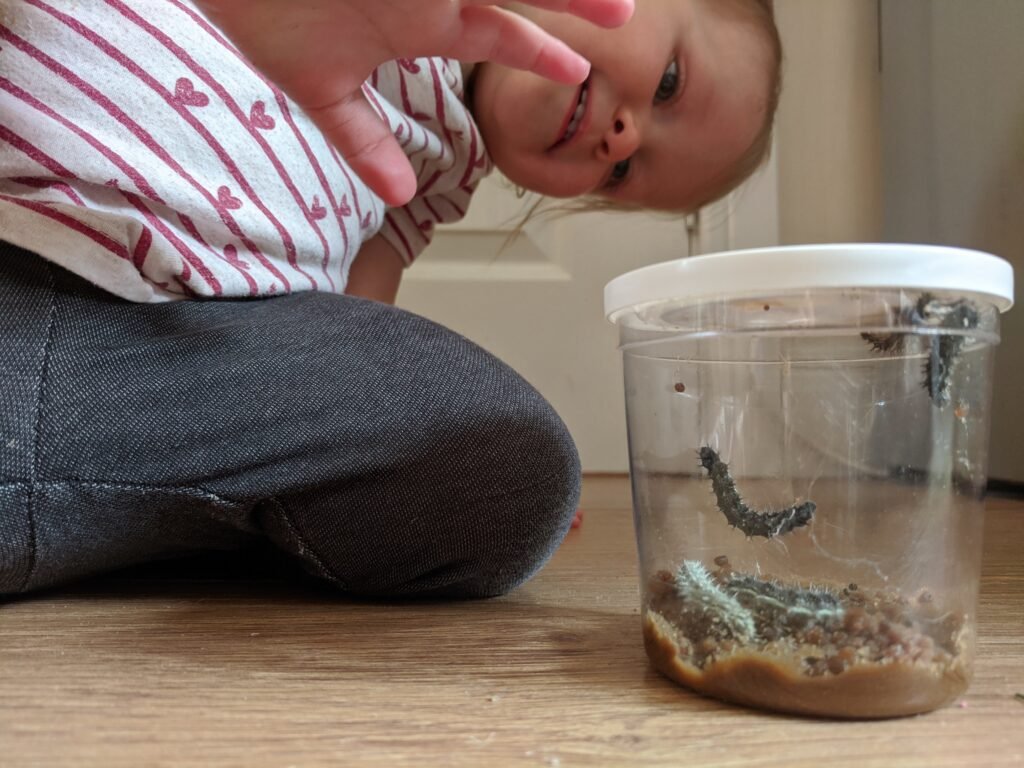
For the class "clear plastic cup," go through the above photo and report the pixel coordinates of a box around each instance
[604,244,1015,719]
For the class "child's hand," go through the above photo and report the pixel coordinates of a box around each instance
[196,0,635,207]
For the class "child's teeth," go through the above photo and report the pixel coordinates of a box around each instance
[565,88,588,141]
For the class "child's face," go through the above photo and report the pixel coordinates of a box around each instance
[472,0,775,211]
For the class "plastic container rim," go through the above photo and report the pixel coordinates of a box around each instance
[604,243,1015,324]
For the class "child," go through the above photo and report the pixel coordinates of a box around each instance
[0,0,781,598]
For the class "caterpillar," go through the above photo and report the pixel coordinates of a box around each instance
[861,293,980,408]
[860,331,906,355]
[673,560,844,645]
[674,560,756,640]
[924,335,964,408]
[698,446,815,539]
[724,573,844,628]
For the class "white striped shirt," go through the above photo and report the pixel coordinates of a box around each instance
[0,0,490,301]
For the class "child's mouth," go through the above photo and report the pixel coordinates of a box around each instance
[549,76,591,151]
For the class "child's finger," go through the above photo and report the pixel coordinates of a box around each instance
[468,0,634,28]
[456,5,591,84]
[302,88,418,207]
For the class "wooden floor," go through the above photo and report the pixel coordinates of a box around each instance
[2,477,1023,767]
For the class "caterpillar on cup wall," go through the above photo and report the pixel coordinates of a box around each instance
[860,293,980,409]
[698,447,815,539]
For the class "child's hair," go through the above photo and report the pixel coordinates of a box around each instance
[687,0,782,211]
[517,0,783,219]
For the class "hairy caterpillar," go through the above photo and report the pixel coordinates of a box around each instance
[673,560,844,645]
[860,331,906,355]
[861,293,979,408]
[674,560,756,640]
[698,447,815,539]
[724,573,844,628]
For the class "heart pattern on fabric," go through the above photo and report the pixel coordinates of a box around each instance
[361,211,374,231]
[223,244,249,269]
[338,195,352,217]
[174,77,209,108]
[250,101,275,130]
[309,196,327,221]
[217,186,242,210]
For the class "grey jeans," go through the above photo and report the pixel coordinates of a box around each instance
[0,243,580,598]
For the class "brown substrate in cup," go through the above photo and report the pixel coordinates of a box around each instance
[643,562,970,718]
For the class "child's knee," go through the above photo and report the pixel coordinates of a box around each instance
[429,400,582,598]
[260,386,581,599]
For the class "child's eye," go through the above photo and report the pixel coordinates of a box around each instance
[654,60,680,103]
[606,158,632,189]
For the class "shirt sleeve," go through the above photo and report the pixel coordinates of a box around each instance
[366,58,492,266]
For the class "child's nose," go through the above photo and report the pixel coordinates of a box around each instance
[597,111,641,162]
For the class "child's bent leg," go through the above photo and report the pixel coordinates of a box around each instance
[0,243,580,598]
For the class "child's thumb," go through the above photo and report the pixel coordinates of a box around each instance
[303,88,418,208]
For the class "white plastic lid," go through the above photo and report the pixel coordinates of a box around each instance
[605,243,1015,323]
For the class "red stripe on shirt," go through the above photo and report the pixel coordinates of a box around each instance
[101,0,328,289]
[0,87,229,294]
[383,211,414,263]
[0,193,128,258]
[0,120,263,291]
[15,4,291,293]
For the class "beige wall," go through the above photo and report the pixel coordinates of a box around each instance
[774,0,884,244]
[880,0,1024,483]
[773,0,1022,481]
